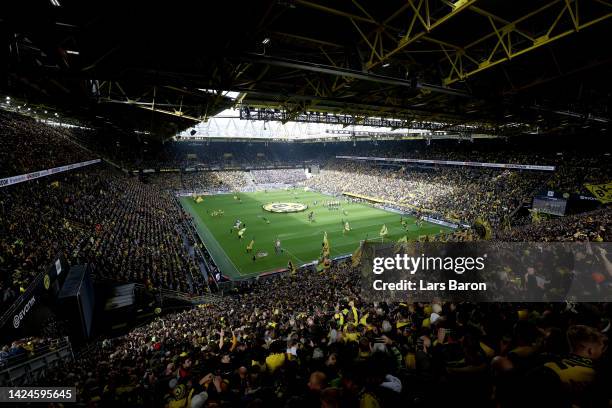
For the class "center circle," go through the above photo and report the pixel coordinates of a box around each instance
[263,202,308,213]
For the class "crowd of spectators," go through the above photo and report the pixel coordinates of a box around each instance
[145,172,249,192]
[1,165,210,311]
[69,173,207,293]
[498,208,611,242]
[301,162,548,226]
[249,169,307,185]
[0,336,68,368]
[148,169,308,192]
[101,138,608,173]
[1,111,611,407]
[0,110,92,178]
[2,115,610,308]
[33,260,610,407]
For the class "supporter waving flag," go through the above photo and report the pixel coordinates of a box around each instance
[351,240,365,267]
[322,231,330,258]
[394,235,408,253]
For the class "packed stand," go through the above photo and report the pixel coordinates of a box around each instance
[302,162,549,226]
[250,169,307,185]
[498,207,611,242]
[1,164,209,311]
[34,259,611,407]
[0,110,93,177]
[69,174,207,293]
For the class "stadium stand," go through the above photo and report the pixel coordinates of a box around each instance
[21,263,611,407]
[0,110,92,177]
[1,114,610,408]
[1,0,611,406]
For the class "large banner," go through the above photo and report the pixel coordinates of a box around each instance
[0,159,101,188]
[584,182,612,203]
[336,156,555,171]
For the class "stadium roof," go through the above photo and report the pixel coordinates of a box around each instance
[2,0,611,140]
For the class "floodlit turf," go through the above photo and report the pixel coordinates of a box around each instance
[180,189,451,279]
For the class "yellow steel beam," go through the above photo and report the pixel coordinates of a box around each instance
[372,31,382,65]
[114,82,130,102]
[384,2,411,25]
[443,0,612,85]
[443,48,463,78]
[304,77,324,97]
[423,36,464,50]
[125,103,202,122]
[594,0,612,8]
[366,0,478,70]
[297,0,477,71]
[350,18,383,63]
[464,1,563,51]
[407,0,429,31]
[565,0,579,29]
[319,47,338,67]
[488,16,511,58]
[351,0,377,22]
[269,31,343,48]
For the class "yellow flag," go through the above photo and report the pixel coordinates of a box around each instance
[351,241,364,267]
[288,260,297,275]
[529,209,542,224]
[584,182,612,203]
[394,235,408,253]
[322,232,330,257]
[474,218,492,240]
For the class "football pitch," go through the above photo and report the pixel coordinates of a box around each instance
[179,189,452,279]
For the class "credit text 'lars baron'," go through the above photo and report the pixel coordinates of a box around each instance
[372,279,488,291]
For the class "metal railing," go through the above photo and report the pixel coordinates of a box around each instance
[0,336,73,385]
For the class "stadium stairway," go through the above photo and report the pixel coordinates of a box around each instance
[244,171,255,187]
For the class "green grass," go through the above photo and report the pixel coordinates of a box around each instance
[180,189,451,279]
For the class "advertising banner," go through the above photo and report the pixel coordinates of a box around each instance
[0,159,101,188]
[0,256,69,342]
[336,156,555,171]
